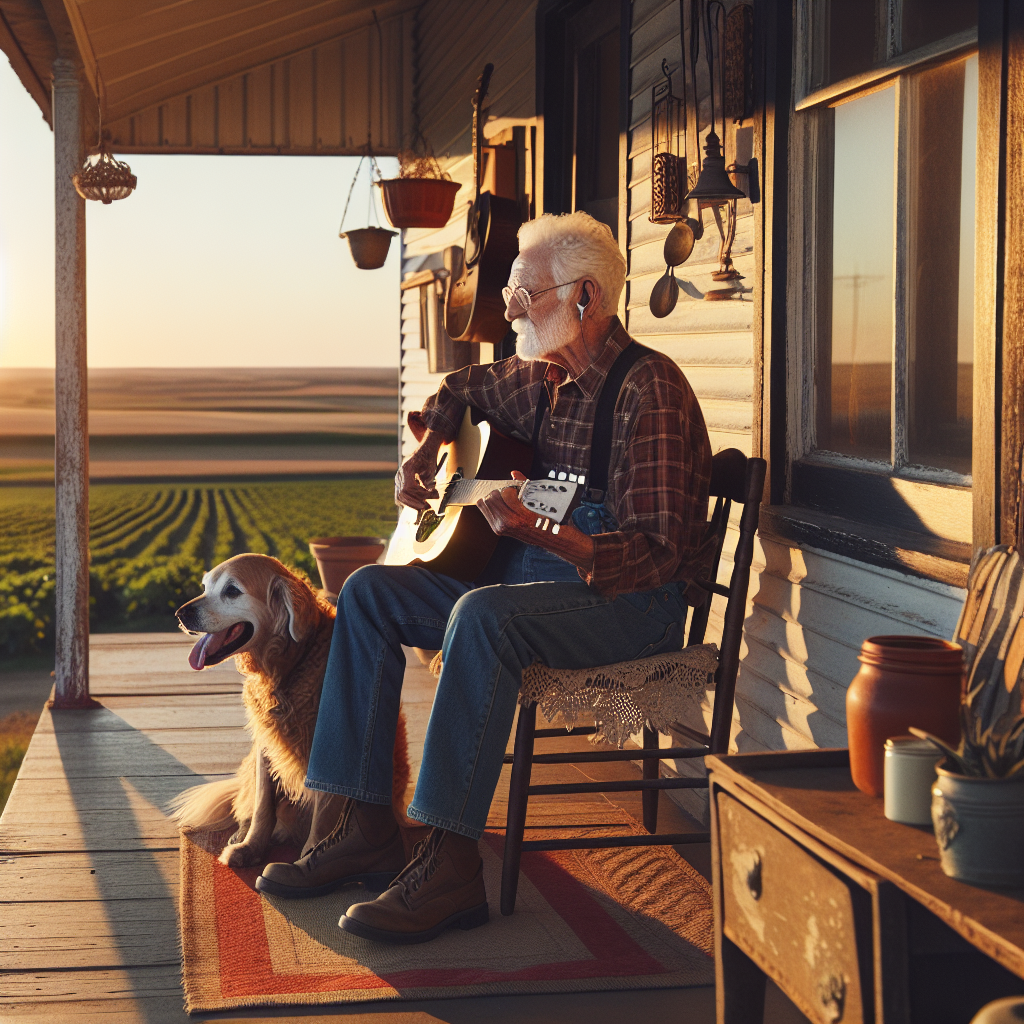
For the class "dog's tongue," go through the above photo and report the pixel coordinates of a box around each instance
[188,624,243,671]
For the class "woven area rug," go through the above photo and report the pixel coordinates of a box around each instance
[179,803,713,1012]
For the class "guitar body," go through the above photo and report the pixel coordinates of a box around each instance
[445,191,522,345]
[384,409,533,581]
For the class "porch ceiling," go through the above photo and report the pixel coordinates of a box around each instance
[0,0,418,154]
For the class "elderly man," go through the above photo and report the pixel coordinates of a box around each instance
[257,211,712,943]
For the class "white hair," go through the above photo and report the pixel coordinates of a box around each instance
[517,212,626,317]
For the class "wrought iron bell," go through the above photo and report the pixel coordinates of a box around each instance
[684,131,745,204]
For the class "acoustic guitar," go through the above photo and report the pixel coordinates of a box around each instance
[385,409,581,581]
[444,64,522,346]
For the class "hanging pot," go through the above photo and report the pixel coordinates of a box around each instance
[341,227,396,270]
[379,178,461,229]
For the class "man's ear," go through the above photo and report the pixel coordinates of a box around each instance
[577,278,601,320]
[267,573,316,643]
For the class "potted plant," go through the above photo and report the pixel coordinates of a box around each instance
[378,149,461,229]
[911,545,1024,887]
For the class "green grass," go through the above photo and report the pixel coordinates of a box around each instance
[0,711,36,815]
[0,479,397,656]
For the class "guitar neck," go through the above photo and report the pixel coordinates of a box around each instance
[437,476,580,524]
[471,64,493,202]
[472,93,480,200]
[443,478,519,509]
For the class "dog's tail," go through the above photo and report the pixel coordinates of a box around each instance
[167,778,239,832]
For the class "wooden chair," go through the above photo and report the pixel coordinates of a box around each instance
[500,448,767,915]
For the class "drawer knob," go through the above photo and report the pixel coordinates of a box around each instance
[819,973,846,1023]
[743,850,762,900]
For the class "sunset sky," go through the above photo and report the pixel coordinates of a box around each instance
[0,59,400,369]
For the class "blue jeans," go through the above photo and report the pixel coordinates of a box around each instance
[304,537,689,840]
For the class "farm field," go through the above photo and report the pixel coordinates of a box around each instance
[0,479,398,656]
[0,367,400,482]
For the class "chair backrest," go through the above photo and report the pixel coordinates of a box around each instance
[684,449,766,755]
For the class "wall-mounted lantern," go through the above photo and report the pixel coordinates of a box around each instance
[650,60,687,224]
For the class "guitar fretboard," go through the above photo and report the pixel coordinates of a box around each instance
[441,478,519,508]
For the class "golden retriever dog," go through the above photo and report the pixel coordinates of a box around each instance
[170,553,410,868]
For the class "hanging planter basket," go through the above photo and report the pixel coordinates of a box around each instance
[337,151,395,270]
[378,178,461,229]
[341,226,397,270]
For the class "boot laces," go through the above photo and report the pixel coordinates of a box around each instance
[307,799,355,868]
[397,829,445,895]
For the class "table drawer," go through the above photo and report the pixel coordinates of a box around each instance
[717,790,870,1024]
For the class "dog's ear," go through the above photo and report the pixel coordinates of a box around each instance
[267,572,317,643]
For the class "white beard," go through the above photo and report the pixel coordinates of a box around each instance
[512,307,575,361]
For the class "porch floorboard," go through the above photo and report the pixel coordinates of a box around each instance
[0,632,788,1023]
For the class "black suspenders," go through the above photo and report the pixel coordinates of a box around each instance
[529,341,646,502]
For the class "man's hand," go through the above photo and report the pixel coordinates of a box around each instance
[395,431,444,510]
[475,472,536,538]
[477,472,596,573]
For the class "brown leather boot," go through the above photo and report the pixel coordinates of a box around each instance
[300,791,350,858]
[256,799,406,899]
[339,827,488,944]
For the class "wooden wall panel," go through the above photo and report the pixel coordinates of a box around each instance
[416,0,538,159]
[106,13,415,156]
[246,66,275,149]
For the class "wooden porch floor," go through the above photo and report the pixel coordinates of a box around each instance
[0,633,804,1023]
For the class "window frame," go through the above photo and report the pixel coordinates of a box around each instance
[777,1,980,587]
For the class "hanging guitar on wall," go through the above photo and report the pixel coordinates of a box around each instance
[444,63,522,346]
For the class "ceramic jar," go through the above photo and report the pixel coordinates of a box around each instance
[846,635,963,797]
[932,764,1024,886]
[884,735,942,824]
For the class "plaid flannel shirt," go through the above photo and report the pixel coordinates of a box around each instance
[416,319,714,598]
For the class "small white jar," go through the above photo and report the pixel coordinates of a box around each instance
[884,735,942,825]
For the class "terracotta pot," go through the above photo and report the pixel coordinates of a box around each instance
[308,536,386,597]
[341,227,396,270]
[846,635,963,797]
[379,178,461,228]
[932,762,1024,886]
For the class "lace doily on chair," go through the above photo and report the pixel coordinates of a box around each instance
[519,644,719,749]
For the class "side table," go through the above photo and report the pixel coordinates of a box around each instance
[707,750,1024,1024]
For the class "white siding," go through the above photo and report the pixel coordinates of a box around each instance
[625,0,967,823]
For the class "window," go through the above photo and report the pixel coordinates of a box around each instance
[783,2,979,582]
[816,56,977,477]
[541,0,624,239]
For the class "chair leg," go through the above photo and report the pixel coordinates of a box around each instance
[501,702,537,916]
[642,724,659,834]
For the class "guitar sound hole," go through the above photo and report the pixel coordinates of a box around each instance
[416,509,445,543]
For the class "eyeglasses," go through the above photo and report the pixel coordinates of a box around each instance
[501,277,584,315]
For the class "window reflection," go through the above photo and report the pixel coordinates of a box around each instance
[820,86,895,462]
[901,1,976,53]
[907,55,976,475]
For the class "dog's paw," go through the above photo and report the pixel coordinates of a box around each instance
[218,841,265,868]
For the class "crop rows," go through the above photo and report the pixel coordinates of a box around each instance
[0,479,397,655]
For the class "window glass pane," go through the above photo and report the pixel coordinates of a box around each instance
[574,27,620,237]
[827,0,878,86]
[907,55,976,475]
[901,1,976,54]
[820,86,895,461]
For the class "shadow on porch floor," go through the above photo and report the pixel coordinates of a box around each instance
[0,634,807,1023]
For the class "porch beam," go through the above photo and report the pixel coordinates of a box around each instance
[50,57,95,710]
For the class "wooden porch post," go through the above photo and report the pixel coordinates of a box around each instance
[50,57,96,709]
